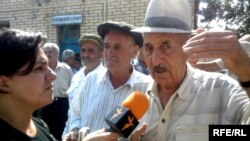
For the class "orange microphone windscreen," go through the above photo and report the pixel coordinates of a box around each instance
[122,91,149,120]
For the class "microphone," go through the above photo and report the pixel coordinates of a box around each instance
[105,91,149,138]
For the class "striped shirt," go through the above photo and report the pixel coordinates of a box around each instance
[69,67,153,133]
[62,63,105,137]
[140,64,250,141]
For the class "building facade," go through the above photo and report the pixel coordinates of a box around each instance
[0,0,195,58]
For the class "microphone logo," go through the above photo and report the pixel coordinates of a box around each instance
[121,115,134,131]
[110,108,123,120]
[105,91,149,138]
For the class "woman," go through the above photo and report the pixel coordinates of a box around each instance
[0,28,119,141]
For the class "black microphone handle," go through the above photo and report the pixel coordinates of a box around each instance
[106,126,127,137]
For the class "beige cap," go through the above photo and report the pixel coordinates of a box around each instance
[78,33,104,50]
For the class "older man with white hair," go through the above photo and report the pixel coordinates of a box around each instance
[39,42,73,141]
[62,49,78,74]
[130,0,250,141]
[63,21,152,141]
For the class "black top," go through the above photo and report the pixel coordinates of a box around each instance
[0,117,56,141]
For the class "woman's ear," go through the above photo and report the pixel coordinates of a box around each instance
[0,76,11,94]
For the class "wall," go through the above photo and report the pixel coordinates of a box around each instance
[0,0,195,43]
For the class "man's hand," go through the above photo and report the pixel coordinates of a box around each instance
[129,123,147,141]
[83,128,120,141]
[62,128,80,141]
[62,128,120,141]
[183,30,250,81]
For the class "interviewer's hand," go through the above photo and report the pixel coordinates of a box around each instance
[83,129,120,141]
[62,128,120,141]
[62,128,79,141]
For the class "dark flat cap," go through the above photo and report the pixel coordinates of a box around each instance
[97,21,143,47]
[78,33,104,50]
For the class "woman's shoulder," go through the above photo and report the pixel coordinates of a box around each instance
[32,117,57,141]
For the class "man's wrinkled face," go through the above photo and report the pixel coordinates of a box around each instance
[103,31,138,72]
[80,42,103,66]
[42,47,58,64]
[143,33,188,85]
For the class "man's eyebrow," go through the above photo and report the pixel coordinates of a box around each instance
[114,43,122,46]
[161,40,169,45]
[144,43,151,47]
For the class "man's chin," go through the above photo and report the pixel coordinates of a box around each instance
[153,71,167,77]
[83,61,92,66]
[153,73,170,81]
[105,61,118,68]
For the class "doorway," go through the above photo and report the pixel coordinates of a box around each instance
[58,24,80,61]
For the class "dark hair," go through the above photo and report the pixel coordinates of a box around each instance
[0,28,46,76]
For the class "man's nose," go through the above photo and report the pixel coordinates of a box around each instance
[151,50,163,66]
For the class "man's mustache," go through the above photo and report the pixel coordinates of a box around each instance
[82,57,91,61]
[152,65,167,73]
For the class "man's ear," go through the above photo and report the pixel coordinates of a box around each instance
[0,76,11,94]
[131,45,140,59]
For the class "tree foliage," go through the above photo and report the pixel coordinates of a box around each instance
[197,0,250,38]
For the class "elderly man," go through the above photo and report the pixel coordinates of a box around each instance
[61,49,78,75]
[39,42,73,141]
[130,0,250,141]
[62,33,105,138]
[63,21,152,141]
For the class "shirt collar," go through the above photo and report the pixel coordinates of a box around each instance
[101,66,138,88]
[176,64,195,100]
[55,61,64,71]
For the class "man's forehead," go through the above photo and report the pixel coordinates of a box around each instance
[43,47,54,51]
[143,33,189,45]
[143,33,172,41]
[143,32,189,39]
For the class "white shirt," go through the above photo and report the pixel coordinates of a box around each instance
[62,63,105,137]
[53,62,73,97]
[69,68,153,133]
[140,64,250,141]
[67,64,105,104]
